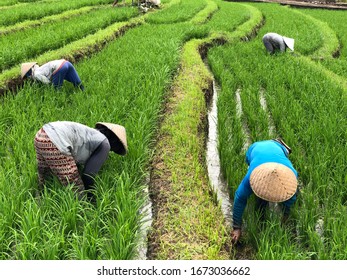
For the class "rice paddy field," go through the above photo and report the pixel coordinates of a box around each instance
[0,0,346,260]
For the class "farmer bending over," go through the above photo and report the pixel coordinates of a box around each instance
[34,121,127,200]
[262,33,294,55]
[21,60,84,91]
[148,0,161,7]
[231,138,298,243]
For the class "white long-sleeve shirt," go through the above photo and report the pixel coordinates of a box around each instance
[31,59,66,84]
[43,121,107,164]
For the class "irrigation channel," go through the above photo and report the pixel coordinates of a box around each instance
[206,81,233,227]
[136,177,153,260]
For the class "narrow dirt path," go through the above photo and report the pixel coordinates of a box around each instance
[147,42,231,259]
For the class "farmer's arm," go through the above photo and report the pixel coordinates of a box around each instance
[33,72,50,84]
[245,143,255,165]
[231,175,253,243]
[232,175,253,229]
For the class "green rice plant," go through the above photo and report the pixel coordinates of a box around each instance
[0,6,98,35]
[0,17,205,259]
[224,4,263,42]
[0,0,114,26]
[0,0,18,6]
[205,0,251,34]
[249,3,323,55]
[142,2,263,259]
[0,6,138,71]
[302,8,347,58]
[205,3,264,192]
[146,0,207,24]
[0,16,144,92]
[299,8,347,80]
[1,0,345,261]
[189,0,218,25]
[324,203,347,259]
[289,8,339,59]
[148,35,234,259]
[0,0,28,7]
[208,3,347,259]
[0,0,43,4]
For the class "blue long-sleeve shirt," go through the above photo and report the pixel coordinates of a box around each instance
[232,140,298,228]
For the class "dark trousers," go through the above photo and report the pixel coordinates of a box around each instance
[262,38,275,54]
[52,61,82,88]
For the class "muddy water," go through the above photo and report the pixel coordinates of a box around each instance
[135,178,153,260]
[315,217,324,239]
[259,88,276,137]
[235,88,251,151]
[206,81,233,227]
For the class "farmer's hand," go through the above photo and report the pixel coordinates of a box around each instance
[231,228,241,244]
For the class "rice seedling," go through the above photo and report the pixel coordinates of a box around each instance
[287,7,339,59]
[205,0,252,34]
[1,0,346,261]
[0,0,113,26]
[300,8,347,80]
[249,3,323,55]
[0,6,138,71]
[0,6,98,35]
[145,0,207,24]
[0,16,145,92]
[302,8,347,58]
[189,0,218,25]
[0,3,212,258]
[208,3,347,259]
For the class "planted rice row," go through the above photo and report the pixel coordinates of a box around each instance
[0,2,213,258]
[0,0,40,7]
[147,1,264,259]
[205,0,251,33]
[208,3,347,259]
[300,8,347,79]
[0,6,98,35]
[0,0,113,26]
[0,6,138,71]
[145,0,207,24]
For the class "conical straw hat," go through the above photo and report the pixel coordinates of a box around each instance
[283,37,295,51]
[95,122,127,155]
[250,162,297,202]
[21,62,37,78]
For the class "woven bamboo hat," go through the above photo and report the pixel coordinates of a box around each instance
[283,37,295,51]
[95,122,127,155]
[21,62,37,78]
[250,162,297,202]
